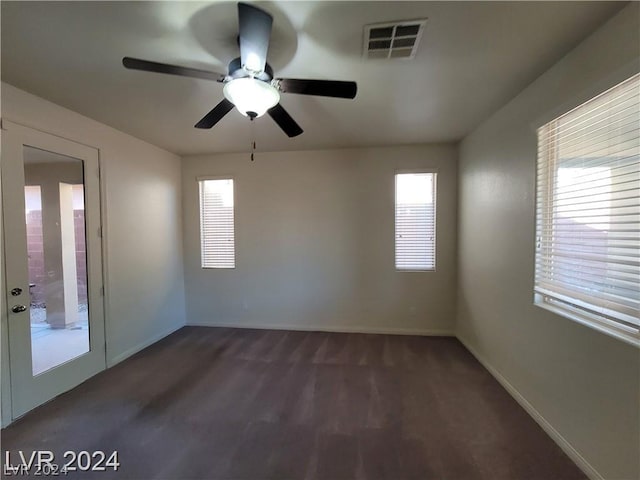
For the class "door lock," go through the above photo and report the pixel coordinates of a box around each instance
[10,287,23,296]
[11,305,27,313]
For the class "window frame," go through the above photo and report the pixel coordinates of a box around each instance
[394,169,438,272]
[533,74,640,347]
[197,175,236,270]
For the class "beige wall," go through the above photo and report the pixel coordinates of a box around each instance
[456,4,639,480]
[182,145,457,334]
[1,83,186,425]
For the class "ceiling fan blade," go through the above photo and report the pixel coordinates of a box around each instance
[276,78,357,99]
[238,2,273,73]
[194,99,235,129]
[268,103,303,137]
[123,57,225,82]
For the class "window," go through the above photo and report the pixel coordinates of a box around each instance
[199,178,235,269]
[395,172,436,270]
[535,73,639,345]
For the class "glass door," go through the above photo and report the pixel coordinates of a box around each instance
[2,121,105,419]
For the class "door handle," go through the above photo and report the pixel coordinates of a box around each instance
[11,305,27,313]
[10,287,23,296]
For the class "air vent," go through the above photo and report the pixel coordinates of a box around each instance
[364,19,427,60]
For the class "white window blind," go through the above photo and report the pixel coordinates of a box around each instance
[535,73,640,344]
[395,173,436,270]
[199,178,235,269]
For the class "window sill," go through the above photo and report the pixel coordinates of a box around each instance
[396,269,436,272]
[534,295,639,349]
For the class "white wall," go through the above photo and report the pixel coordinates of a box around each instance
[1,83,186,424]
[182,145,457,334]
[456,4,639,480]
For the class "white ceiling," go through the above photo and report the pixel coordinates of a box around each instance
[1,1,625,156]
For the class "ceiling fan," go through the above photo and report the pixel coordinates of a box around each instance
[123,2,357,138]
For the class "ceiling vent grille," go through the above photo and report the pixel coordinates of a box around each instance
[364,19,427,60]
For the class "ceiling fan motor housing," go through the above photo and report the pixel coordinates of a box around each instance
[228,57,274,82]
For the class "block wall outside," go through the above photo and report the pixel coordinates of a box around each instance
[26,209,87,306]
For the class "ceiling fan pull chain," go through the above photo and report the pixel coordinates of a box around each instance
[250,116,256,161]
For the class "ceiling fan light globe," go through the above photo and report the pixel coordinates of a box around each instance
[223,77,280,118]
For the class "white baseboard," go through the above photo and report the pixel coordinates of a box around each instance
[186,320,454,337]
[456,335,603,480]
[107,322,184,367]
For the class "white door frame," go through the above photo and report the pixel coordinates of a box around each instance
[1,120,106,420]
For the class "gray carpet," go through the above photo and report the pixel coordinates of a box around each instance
[1,326,585,479]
